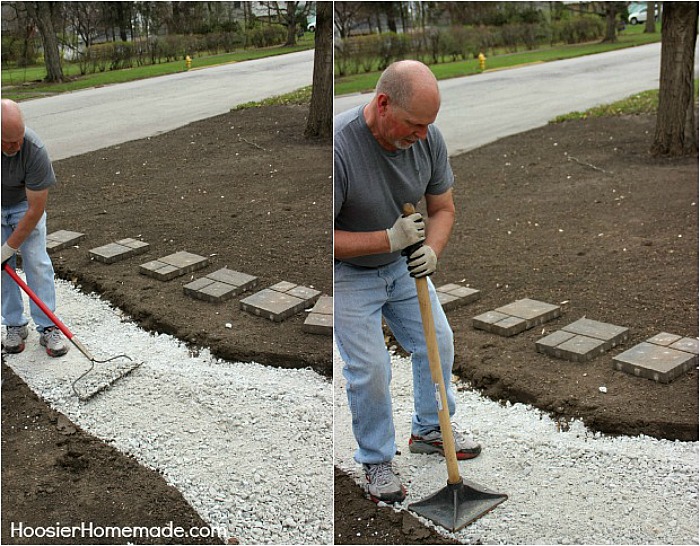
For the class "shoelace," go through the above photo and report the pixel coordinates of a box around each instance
[43,327,62,345]
[367,462,395,486]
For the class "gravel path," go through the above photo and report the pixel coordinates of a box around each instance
[3,275,333,545]
[334,347,699,545]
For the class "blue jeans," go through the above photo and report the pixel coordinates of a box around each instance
[1,201,57,332]
[334,258,455,464]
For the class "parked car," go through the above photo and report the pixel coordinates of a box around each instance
[628,6,658,25]
[307,16,316,32]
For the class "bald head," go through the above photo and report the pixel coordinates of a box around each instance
[375,60,440,113]
[1,99,25,156]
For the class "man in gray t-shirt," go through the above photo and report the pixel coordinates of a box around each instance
[334,61,481,504]
[2,99,69,357]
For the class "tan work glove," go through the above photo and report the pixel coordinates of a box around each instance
[386,212,425,253]
[406,244,437,277]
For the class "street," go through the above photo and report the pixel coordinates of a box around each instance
[336,43,671,156]
[19,49,314,160]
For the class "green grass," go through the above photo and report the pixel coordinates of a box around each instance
[552,89,660,122]
[232,85,312,110]
[1,35,314,102]
[334,27,661,96]
[551,80,699,122]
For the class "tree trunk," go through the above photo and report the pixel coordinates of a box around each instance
[285,1,298,47]
[25,2,64,82]
[305,2,332,140]
[644,1,656,33]
[602,2,618,43]
[651,2,699,157]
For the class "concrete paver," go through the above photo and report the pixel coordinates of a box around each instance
[184,268,257,303]
[537,318,629,362]
[140,251,208,281]
[46,230,85,253]
[613,333,699,383]
[303,295,333,336]
[473,298,560,337]
[90,238,150,264]
[240,282,321,322]
[436,283,480,311]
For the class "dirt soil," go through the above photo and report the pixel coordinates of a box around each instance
[2,106,697,545]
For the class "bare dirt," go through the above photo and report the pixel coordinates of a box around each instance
[2,105,696,545]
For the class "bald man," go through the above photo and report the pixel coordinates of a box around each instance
[334,61,480,503]
[2,99,68,357]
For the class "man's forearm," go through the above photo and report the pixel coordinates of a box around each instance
[424,208,455,257]
[6,208,43,250]
[334,229,391,259]
[6,189,48,250]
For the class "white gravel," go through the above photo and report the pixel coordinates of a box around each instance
[334,346,699,545]
[3,275,333,545]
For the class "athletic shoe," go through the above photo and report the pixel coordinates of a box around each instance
[39,327,69,357]
[409,426,482,460]
[2,325,28,354]
[363,462,406,503]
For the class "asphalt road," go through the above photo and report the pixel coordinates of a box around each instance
[19,49,314,160]
[336,43,676,156]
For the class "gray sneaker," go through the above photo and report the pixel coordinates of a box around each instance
[409,425,482,460]
[39,327,69,357]
[363,462,406,503]
[2,325,28,354]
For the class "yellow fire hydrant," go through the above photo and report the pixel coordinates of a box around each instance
[478,52,486,71]
[185,55,192,70]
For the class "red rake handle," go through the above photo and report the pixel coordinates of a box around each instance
[3,263,94,360]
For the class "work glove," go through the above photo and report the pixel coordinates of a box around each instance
[386,212,425,253]
[1,242,17,267]
[405,244,437,278]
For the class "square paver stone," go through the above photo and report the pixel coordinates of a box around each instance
[303,295,333,335]
[302,295,333,335]
[140,251,208,281]
[613,333,699,383]
[90,238,150,264]
[240,282,321,322]
[184,268,258,303]
[474,298,560,337]
[436,283,480,311]
[537,318,629,362]
[46,230,85,253]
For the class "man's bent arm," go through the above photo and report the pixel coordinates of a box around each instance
[6,189,48,250]
[424,188,455,258]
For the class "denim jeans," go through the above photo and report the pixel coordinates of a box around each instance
[1,201,57,332]
[334,258,455,464]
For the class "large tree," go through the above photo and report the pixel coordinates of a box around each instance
[304,1,332,139]
[644,1,657,33]
[650,1,698,157]
[24,2,64,82]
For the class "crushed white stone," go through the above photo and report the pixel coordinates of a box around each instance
[3,276,332,545]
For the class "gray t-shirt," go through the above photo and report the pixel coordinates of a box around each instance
[334,105,454,268]
[2,127,56,207]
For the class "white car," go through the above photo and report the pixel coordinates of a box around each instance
[307,16,316,32]
[628,6,658,25]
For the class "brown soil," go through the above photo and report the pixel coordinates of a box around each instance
[50,104,333,375]
[2,105,696,545]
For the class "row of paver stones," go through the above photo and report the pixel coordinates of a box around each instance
[472,297,698,384]
[46,231,699,376]
[47,231,330,336]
